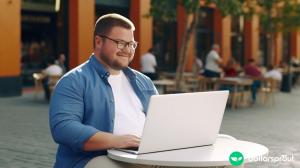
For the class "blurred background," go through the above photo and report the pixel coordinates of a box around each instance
[1,0,300,97]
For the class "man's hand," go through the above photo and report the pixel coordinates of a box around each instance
[110,134,140,149]
[83,132,140,151]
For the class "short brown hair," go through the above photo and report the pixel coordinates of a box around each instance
[94,13,135,38]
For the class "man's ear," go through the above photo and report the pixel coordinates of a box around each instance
[95,35,103,48]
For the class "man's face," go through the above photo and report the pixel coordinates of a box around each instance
[214,46,220,53]
[95,26,135,71]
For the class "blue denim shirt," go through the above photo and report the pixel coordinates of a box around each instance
[49,55,157,168]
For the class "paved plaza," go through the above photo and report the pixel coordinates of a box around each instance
[0,87,300,168]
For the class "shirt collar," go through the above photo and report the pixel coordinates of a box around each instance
[123,67,136,80]
[90,54,110,80]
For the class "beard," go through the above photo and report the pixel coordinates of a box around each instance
[99,49,133,70]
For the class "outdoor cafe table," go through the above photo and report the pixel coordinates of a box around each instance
[153,79,175,94]
[108,135,268,167]
[214,77,254,108]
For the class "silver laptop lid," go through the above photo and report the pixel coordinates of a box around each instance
[138,90,229,154]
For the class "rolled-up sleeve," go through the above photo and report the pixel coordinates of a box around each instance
[49,76,98,153]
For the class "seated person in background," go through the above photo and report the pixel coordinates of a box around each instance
[194,56,204,74]
[291,57,300,67]
[42,57,63,100]
[140,48,158,80]
[244,58,262,104]
[244,58,262,78]
[218,58,239,93]
[278,61,288,73]
[55,53,67,73]
[291,57,300,86]
[224,58,238,77]
[264,65,282,81]
[204,44,223,78]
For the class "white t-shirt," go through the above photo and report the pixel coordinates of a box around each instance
[140,52,157,73]
[205,50,222,72]
[264,69,282,81]
[109,71,145,137]
[43,64,63,76]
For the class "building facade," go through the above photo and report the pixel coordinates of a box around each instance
[0,0,299,96]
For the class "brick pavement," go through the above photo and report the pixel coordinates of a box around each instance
[0,93,56,168]
[0,88,300,168]
[220,88,300,167]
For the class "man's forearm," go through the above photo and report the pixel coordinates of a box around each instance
[83,132,115,151]
[83,132,140,152]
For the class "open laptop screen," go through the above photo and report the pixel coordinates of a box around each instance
[117,90,229,155]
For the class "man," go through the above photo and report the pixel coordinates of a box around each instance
[203,44,223,78]
[49,14,157,168]
[140,48,158,80]
[264,65,282,81]
[55,53,67,73]
[291,57,300,86]
[244,58,262,104]
[42,57,63,100]
[244,58,262,77]
[195,56,204,74]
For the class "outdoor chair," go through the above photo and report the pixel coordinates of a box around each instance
[48,75,62,97]
[214,79,243,109]
[258,77,280,105]
[182,76,200,92]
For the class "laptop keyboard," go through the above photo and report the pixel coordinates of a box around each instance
[122,147,139,151]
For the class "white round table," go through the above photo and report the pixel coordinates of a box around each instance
[108,136,268,167]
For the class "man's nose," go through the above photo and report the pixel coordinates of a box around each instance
[122,44,134,53]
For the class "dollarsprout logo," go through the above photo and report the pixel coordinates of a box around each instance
[229,151,244,166]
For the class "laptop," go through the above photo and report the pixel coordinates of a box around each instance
[116,90,229,155]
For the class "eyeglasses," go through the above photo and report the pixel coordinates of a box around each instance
[98,35,138,50]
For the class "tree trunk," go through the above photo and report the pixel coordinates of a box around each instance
[267,33,274,65]
[175,12,199,91]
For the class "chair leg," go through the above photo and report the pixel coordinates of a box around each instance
[231,93,236,109]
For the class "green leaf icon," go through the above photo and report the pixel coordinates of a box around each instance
[229,151,244,166]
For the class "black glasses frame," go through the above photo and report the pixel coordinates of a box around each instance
[98,35,138,50]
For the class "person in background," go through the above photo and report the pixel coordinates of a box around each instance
[264,65,282,82]
[244,58,262,77]
[291,57,300,86]
[140,48,158,80]
[49,13,157,168]
[55,53,67,73]
[194,56,204,74]
[224,58,238,77]
[42,57,63,100]
[244,58,262,104]
[203,44,223,78]
[291,57,300,67]
[279,61,288,71]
